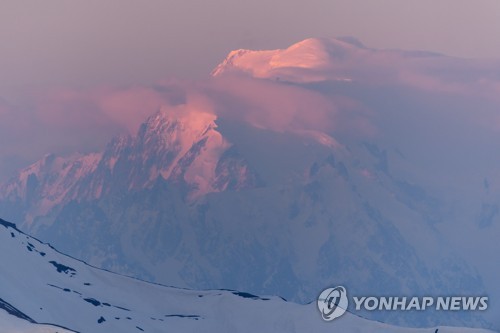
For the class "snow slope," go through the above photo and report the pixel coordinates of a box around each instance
[0,309,74,333]
[0,218,495,333]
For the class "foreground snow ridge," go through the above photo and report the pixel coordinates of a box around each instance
[0,309,75,333]
[0,219,495,333]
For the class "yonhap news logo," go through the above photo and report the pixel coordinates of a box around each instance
[317,286,348,321]
[317,286,488,321]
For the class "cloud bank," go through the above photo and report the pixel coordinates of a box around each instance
[2,39,500,182]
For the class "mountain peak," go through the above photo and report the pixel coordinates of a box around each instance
[0,104,262,225]
[212,37,366,81]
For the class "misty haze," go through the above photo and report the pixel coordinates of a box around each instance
[1,1,500,332]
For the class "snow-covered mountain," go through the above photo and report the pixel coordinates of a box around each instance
[211,37,444,83]
[0,110,489,327]
[0,218,496,333]
[0,106,259,228]
[1,37,499,329]
[212,37,364,81]
[0,152,102,226]
[0,310,74,333]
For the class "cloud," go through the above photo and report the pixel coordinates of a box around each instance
[0,75,379,181]
[206,75,376,139]
[95,86,171,133]
[0,84,175,181]
[210,76,334,131]
[2,49,500,183]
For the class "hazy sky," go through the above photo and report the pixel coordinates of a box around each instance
[1,0,500,180]
[1,0,500,89]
